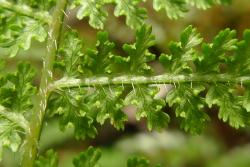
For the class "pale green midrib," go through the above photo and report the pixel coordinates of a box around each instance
[20,0,68,166]
[49,73,250,90]
[0,0,51,24]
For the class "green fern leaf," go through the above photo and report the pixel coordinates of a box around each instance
[153,0,187,19]
[73,0,107,29]
[121,25,156,74]
[35,149,58,167]
[73,146,101,167]
[160,25,202,74]
[0,63,36,112]
[114,0,147,29]
[206,84,250,129]
[198,28,237,72]
[125,86,169,131]
[83,31,115,75]
[166,84,209,134]
[229,29,250,75]
[86,86,127,130]
[57,31,84,77]
[0,17,47,57]
[48,89,97,140]
[0,105,28,161]
[127,157,150,167]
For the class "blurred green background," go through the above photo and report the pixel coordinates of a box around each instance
[1,0,250,166]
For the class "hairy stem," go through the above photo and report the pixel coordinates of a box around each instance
[0,0,51,24]
[21,0,68,166]
[49,74,250,90]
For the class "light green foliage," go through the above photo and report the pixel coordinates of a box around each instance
[180,25,203,49]
[51,25,250,136]
[83,31,115,75]
[187,0,231,9]
[127,157,150,167]
[73,146,159,167]
[187,0,212,9]
[153,0,187,19]
[159,25,250,130]
[1,0,250,166]
[160,25,202,74]
[97,25,155,74]
[57,31,84,77]
[72,0,232,29]
[112,25,156,74]
[51,26,167,140]
[159,26,209,133]
[0,16,47,57]
[114,0,147,29]
[0,62,35,160]
[206,84,249,128]
[35,149,58,167]
[153,0,232,19]
[125,86,169,131]
[51,26,166,134]
[127,156,162,167]
[51,30,127,138]
[73,146,102,167]
[8,19,46,57]
[48,88,98,140]
[229,29,250,75]
[73,0,108,29]
[166,84,209,134]
[123,25,155,74]
[73,0,147,29]
[86,86,127,130]
[0,105,28,161]
[198,28,238,73]
[0,1,48,57]
[199,29,250,128]
[34,146,160,167]
[47,27,250,166]
[8,0,56,10]
[0,63,36,112]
